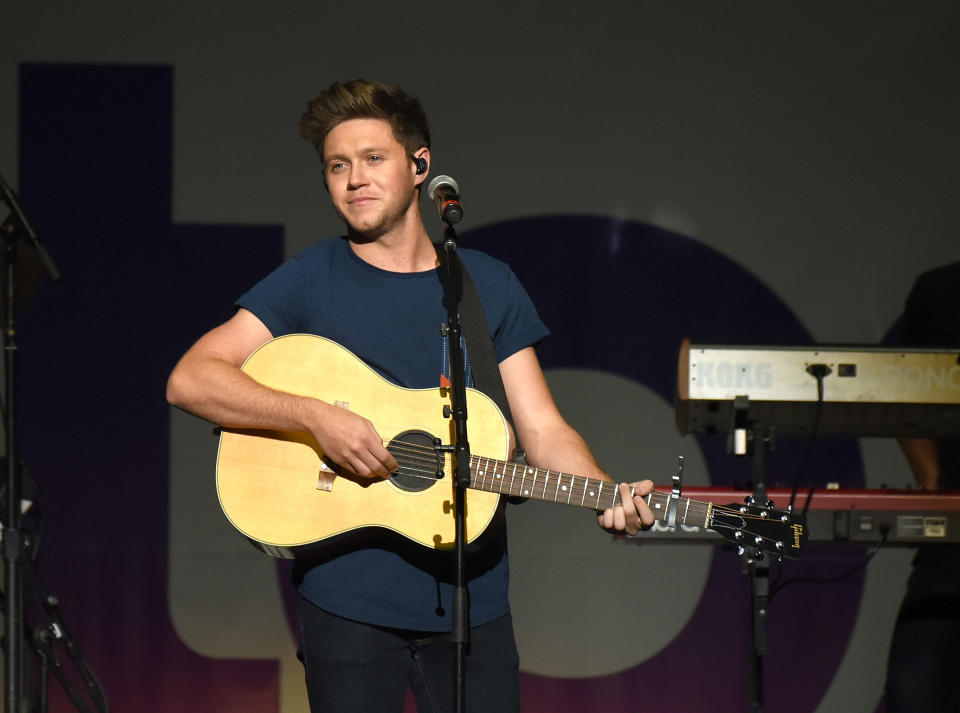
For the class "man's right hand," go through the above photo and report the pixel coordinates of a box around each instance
[309,401,398,480]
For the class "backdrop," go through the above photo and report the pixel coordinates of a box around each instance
[2,3,958,712]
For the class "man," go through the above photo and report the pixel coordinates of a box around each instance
[884,261,960,712]
[167,79,655,713]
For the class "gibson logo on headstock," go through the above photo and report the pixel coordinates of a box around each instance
[792,523,804,549]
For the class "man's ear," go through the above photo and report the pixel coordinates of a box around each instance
[411,147,430,186]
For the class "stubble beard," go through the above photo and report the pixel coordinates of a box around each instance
[340,186,418,242]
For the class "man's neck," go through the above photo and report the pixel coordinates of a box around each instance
[348,210,438,273]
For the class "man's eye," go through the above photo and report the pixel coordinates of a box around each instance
[330,162,346,172]
[368,155,382,163]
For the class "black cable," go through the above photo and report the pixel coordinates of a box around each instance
[788,364,831,517]
[769,527,888,600]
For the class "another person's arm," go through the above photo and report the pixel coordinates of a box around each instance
[899,437,939,489]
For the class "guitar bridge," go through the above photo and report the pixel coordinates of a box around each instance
[316,461,336,491]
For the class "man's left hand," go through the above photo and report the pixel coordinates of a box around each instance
[597,480,656,535]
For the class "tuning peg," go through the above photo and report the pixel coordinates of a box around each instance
[765,499,775,508]
[737,546,745,556]
[754,549,765,562]
[744,495,756,505]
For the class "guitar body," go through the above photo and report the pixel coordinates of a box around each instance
[216,334,509,558]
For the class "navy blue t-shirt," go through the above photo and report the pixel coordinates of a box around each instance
[236,236,549,630]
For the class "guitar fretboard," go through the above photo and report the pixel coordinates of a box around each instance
[468,455,713,529]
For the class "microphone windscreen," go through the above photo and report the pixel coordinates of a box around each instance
[427,175,460,201]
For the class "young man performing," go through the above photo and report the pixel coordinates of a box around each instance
[167,79,655,713]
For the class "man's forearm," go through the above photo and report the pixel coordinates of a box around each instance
[899,437,939,489]
[521,422,611,482]
[166,353,324,433]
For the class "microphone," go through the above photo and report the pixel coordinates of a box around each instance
[426,175,463,225]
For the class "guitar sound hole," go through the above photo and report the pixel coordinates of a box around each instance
[388,430,442,492]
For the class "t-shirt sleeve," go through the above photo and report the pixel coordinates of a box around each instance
[235,255,309,337]
[490,266,550,363]
[900,264,960,348]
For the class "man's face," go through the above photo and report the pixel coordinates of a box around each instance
[322,118,422,239]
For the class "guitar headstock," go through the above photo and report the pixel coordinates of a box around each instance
[708,498,807,559]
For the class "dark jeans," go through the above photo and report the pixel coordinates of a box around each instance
[298,599,520,713]
[885,548,960,713]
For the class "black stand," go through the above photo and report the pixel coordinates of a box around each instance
[746,423,773,713]
[1,171,61,713]
[729,397,776,713]
[22,540,109,713]
[436,222,472,713]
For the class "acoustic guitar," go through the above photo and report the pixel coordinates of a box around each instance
[216,334,807,559]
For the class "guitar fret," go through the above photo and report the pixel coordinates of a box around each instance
[464,453,731,539]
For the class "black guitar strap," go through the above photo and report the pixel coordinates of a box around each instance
[435,244,527,465]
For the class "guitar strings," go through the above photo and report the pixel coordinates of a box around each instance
[344,432,789,525]
[377,437,787,542]
[383,437,622,506]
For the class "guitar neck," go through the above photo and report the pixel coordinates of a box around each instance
[468,455,712,529]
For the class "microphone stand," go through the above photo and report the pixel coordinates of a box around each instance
[728,397,775,713]
[22,534,109,713]
[1,170,61,713]
[436,219,471,713]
